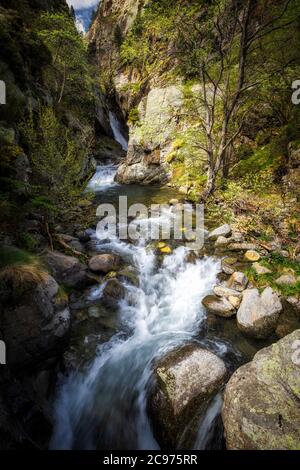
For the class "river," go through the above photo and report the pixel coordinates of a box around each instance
[50,157,261,450]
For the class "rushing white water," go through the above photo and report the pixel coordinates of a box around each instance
[51,244,220,449]
[109,111,128,151]
[51,168,223,450]
[87,163,118,191]
[193,393,223,449]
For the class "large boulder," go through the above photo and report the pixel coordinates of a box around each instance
[149,344,227,447]
[222,330,300,450]
[44,250,91,289]
[0,273,70,369]
[237,287,282,338]
[202,295,236,318]
[88,253,124,273]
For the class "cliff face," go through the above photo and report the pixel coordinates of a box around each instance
[88,0,144,68]
[89,0,300,208]
[89,0,188,185]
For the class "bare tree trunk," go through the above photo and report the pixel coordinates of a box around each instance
[201,164,216,201]
[222,145,232,179]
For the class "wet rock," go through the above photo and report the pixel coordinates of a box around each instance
[0,274,70,369]
[149,344,227,447]
[252,263,272,275]
[244,250,261,262]
[202,295,236,317]
[227,272,248,292]
[237,287,282,338]
[208,224,232,241]
[102,278,125,307]
[222,330,300,449]
[44,250,92,289]
[88,254,124,274]
[117,266,140,287]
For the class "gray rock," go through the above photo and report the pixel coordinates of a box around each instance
[89,253,124,273]
[221,257,238,275]
[44,250,91,289]
[0,274,70,369]
[213,286,242,299]
[208,224,232,241]
[215,236,231,248]
[202,295,236,317]
[149,344,227,447]
[116,86,184,185]
[222,330,300,449]
[102,278,125,307]
[237,287,282,338]
[227,272,248,292]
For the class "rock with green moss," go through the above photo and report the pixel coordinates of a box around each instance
[222,329,300,449]
[149,344,227,447]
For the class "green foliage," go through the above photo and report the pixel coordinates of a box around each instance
[233,142,283,177]
[35,11,94,111]
[243,252,300,297]
[0,246,35,270]
[21,106,92,218]
[18,232,38,251]
[127,107,140,125]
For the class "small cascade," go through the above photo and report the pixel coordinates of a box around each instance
[109,111,128,151]
[86,163,118,191]
[50,205,223,449]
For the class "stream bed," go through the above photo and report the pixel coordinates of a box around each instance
[50,163,268,450]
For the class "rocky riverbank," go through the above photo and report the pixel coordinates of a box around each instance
[1,198,300,450]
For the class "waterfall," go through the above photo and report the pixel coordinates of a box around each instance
[86,163,118,191]
[109,111,128,151]
[51,219,221,450]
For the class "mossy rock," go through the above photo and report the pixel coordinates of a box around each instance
[222,330,300,450]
